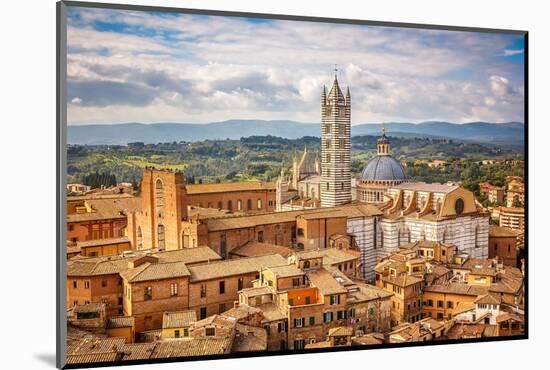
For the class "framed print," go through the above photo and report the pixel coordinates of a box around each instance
[57,1,527,368]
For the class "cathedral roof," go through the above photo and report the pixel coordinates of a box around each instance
[361,155,407,182]
[328,76,345,101]
[296,146,318,175]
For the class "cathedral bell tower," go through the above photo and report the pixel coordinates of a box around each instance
[320,68,352,207]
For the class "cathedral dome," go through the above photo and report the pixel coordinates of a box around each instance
[361,155,406,182]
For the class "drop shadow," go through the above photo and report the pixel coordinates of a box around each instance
[34,353,57,367]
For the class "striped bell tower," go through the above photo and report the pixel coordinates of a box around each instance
[320,67,352,207]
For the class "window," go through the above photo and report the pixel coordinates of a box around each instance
[247,199,252,210]
[200,307,207,320]
[183,328,189,337]
[330,295,340,305]
[68,224,74,231]
[268,200,274,207]
[101,280,107,288]
[294,318,304,328]
[238,278,244,291]
[337,310,347,320]
[73,281,77,289]
[427,299,433,307]
[288,298,294,306]
[350,308,356,317]
[297,228,304,236]
[217,201,222,209]
[323,312,333,323]
[174,330,180,338]
[369,307,375,317]
[205,327,215,336]
[437,300,444,308]
[144,286,152,301]
[200,283,207,298]
[264,324,271,335]
[257,199,262,209]
[227,200,233,211]
[257,230,264,243]
[277,322,286,333]
[292,278,300,287]
[447,301,453,309]
[84,280,90,289]
[157,224,165,250]
[294,339,305,350]
[219,281,225,294]
[219,303,226,313]
[305,296,311,305]
[454,198,465,215]
[170,283,178,297]
[309,316,315,325]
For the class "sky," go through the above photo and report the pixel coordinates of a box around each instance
[66,6,525,125]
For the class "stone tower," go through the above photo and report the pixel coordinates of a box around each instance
[320,71,352,207]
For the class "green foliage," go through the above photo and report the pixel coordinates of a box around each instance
[67,135,523,189]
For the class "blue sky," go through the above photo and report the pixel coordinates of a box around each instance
[66,6,525,125]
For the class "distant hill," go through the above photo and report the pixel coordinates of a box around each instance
[67,120,524,145]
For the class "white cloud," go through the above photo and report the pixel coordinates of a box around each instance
[65,7,524,125]
[502,49,524,56]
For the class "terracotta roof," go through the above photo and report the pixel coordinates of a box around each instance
[232,324,268,352]
[163,310,197,329]
[222,305,262,321]
[67,336,126,359]
[207,203,382,232]
[496,312,524,324]
[186,181,275,195]
[230,241,293,258]
[207,211,302,231]
[107,316,134,329]
[295,248,358,266]
[328,326,353,337]
[257,303,287,322]
[489,225,521,238]
[67,197,140,223]
[150,337,232,358]
[352,282,393,301]
[239,286,275,298]
[121,261,191,283]
[193,314,237,330]
[452,302,476,316]
[73,303,105,314]
[266,264,304,278]
[424,283,489,296]
[76,237,129,248]
[489,267,523,294]
[120,343,157,361]
[152,247,222,264]
[66,351,119,364]
[352,333,385,345]
[381,273,424,287]
[67,247,221,277]
[475,293,502,305]
[67,193,134,202]
[307,268,347,295]
[188,254,286,282]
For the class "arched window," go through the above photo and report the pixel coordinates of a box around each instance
[257,230,264,243]
[247,199,252,210]
[137,227,143,249]
[455,198,465,215]
[303,260,311,269]
[157,224,165,250]
[182,233,189,248]
[227,200,233,211]
[237,200,242,211]
[257,199,262,209]
[155,179,164,218]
